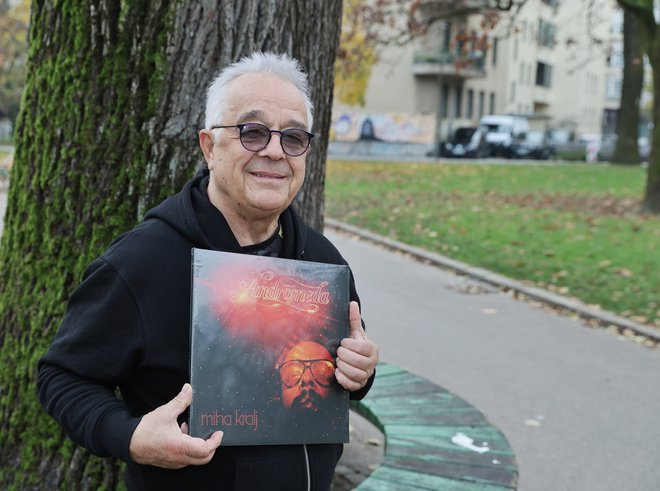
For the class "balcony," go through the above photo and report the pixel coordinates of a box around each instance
[532,84,551,106]
[413,50,486,79]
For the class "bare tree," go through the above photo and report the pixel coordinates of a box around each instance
[0,1,342,489]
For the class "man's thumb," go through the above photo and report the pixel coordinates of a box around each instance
[349,301,366,340]
[168,383,193,416]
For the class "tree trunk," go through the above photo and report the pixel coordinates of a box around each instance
[618,0,660,212]
[613,9,644,164]
[0,0,342,489]
[645,40,660,212]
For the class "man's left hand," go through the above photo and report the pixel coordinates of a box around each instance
[336,301,379,391]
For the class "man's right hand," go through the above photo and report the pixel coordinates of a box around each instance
[129,383,223,469]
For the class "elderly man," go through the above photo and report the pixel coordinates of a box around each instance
[37,52,379,490]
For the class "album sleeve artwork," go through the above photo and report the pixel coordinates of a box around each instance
[189,248,350,445]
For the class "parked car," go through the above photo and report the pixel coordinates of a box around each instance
[546,128,587,161]
[480,114,529,157]
[510,130,555,160]
[441,126,490,158]
[597,134,651,161]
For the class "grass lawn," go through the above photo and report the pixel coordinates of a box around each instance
[325,160,660,328]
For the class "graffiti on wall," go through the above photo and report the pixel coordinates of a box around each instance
[330,112,436,144]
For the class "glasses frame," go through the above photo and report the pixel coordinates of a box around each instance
[211,122,314,157]
[276,358,336,387]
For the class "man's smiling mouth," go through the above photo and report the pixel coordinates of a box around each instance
[252,171,285,179]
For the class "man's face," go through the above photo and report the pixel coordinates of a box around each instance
[278,341,335,411]
[199,73,309,223]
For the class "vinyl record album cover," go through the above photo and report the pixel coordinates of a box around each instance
[189,248,350,445]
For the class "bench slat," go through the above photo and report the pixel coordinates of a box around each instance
[352,362,518,490]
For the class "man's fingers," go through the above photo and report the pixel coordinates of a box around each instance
[181,431,223,461]
[348,301,366,340]
[336,356,368,380]
[334,366,365,391]
[340,338,376,358]
[207,430,224,448]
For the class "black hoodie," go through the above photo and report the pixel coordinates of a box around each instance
[37,170,373,490]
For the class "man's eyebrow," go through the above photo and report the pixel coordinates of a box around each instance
[236,110,308,130]
[236,110,265,124]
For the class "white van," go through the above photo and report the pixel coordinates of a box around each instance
[479,115,529,157]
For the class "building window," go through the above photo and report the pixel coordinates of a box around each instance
[541,0,558,11]
[519,62,525,83]
[535,62,552,88]
[467,89,474,118]
[492,38,498,67]
[489,92,495,114]
[442,20,452,52]
[606,75,622,100]
[538,20,556,48]
[510,81,516,102]
[513,38,519,61]
[608,40,624,69]
[441,83,449,118]
[603,108,618,134]
[478,91,485,117]
[611,8,623,34]
[455,87,463,118]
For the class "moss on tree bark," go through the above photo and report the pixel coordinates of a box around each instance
[0,1,342,488]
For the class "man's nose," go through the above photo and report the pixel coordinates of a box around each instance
[300,369,315,384]
[259,132,285,160]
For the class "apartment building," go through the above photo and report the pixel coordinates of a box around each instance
[330,0,620,156]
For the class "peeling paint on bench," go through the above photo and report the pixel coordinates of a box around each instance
[351,363,518,490]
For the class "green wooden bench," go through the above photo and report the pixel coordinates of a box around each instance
[350,362,518,490]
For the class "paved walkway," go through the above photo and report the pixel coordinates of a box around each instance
[325,226,660,491]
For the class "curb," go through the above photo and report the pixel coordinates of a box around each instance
[325,218,660,344]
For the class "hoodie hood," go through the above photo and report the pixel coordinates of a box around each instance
[144,169,307,258]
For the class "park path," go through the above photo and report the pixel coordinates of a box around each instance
[325,227,660,491]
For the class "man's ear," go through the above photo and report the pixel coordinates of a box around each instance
[199,130,215,168]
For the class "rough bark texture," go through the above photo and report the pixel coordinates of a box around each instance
[618,0,660,212]
[0,0,342,489]
[613,9,643,164]
[646,41,660,212]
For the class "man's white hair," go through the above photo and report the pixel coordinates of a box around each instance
[204,52,314,130]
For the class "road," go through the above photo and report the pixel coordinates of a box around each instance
[325,228,660,491]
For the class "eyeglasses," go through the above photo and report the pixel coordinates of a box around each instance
[212,122,314,157]
[277,359,335,387]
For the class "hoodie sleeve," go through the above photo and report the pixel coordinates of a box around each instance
[37,257,144,462]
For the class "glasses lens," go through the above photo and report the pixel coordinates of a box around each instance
[239,124,271,151]
[281,129,310,156]
[311,360,335,386]
[281,361,305,387]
